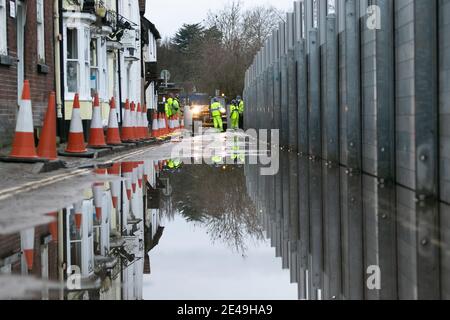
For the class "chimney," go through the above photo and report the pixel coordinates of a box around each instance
[139,0,146,15]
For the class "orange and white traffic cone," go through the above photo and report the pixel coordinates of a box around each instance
[130,102,138,141]
[151,112,160,138]
[74,201,83,231]
[158,113,165,136]
[65,94,87,154]
[106,97,122,145]
[107,162,121,209]
[21,228,35,271]
[88,94,107,148]
[47,212,58,242]
[121,162,134,200]
[121,99,135,142]
[93,168,106,222]
[37,92,58,160]
[9,80,38,159]
[136,103,144,140]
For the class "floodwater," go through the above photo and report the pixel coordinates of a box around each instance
[1,132,449,300]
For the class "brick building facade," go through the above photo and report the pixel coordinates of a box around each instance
[0,0,55,147]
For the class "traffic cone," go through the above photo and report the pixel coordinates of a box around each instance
[121,162,134,200]
[121,100,135,142]
[74,201,83,231]
[47,212,58,242]
[21,228,35,271]
[88,94,107,148]
[65,94,87,153]
[107,162,121,209]
[136,103,144,140]
[151,112,160,138]
[130,102,138,141]
[93,168,106,222]
[106,97,122,145]
[10,80,38,159]
[37,92,57,160]
[158,113,165,136]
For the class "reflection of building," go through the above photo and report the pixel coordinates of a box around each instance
[0,0,55,146]
[0,159,164,300]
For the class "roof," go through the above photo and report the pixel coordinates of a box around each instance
[141,17,161,40]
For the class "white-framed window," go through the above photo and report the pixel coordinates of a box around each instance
[90,37,99,97]
[0,0,7,55]
[36,0,45,62]
[63,20,92,100]
[66,28,79,94]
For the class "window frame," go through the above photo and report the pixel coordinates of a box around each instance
[0,0,7,56]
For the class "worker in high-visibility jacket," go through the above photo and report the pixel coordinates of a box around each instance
[210,97,223,132]
[230,100,240,130]
[236,95,244,129]
[165,94,174,118]
[172,95,180,116]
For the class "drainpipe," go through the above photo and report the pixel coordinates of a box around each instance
[116,0,123,123]
[55,0,66,141]
[54,0,65,300]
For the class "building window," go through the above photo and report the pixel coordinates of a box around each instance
[0,0,7,55]
[90,38,99,97]
[67,28,79,93]
[36,0,45,62]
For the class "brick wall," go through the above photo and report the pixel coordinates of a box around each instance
[0,0,55,147]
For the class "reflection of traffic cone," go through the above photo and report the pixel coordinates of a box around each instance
[137,161,144,189]
[74,201,83,231]
[121,100,135,142]
[132,162,138,193]
[37,92,57,160]
[143,160,150,183]
[181,116,185,130]
[151,112,159,138]
[47,212,58,242]
[21,228,35,271]
[10,80,38,159]
[121,162,134,200]
[106,97,122,145]
[65,94,87,153]
[107,163,121,209]
[88,94,107,148]
[93,168,106,222]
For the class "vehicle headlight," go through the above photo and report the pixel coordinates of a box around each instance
[191,105,201,115]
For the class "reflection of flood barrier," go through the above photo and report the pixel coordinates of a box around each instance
[244,0,449,300]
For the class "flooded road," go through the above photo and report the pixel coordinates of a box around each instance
[0,131,449,300]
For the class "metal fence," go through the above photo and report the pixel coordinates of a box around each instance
[244,0,450,300]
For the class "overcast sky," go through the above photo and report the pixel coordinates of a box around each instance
[145,0,296,39]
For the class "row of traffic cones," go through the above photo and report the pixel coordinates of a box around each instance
[5,80,158,161]
[151,112,184,138]
[65,95,155,155]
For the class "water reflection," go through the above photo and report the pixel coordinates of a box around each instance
[245,151,450,300]
[160,165,263,254]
